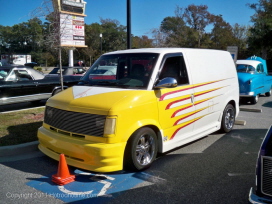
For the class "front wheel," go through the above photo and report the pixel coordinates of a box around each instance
[124,127,158,171]
[250,95,259,104]
[220,104,235,133]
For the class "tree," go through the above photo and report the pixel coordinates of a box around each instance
[100,18,127,52]
[159,15,197,47]
[182,4,213,47]
[210,15,235,49]
[84,19,127,62]
[154,4,214,48]
[247,0,272,59]
[232,24,250,58]
[132,35,153,48]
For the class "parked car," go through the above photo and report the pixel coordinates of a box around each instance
[88,65,117,80]
[249,126,272,203]
[24,62,40,68]
[38,48,239,172]
[0,66,81,105]
[236,56,272,104]
[46,67,86,77]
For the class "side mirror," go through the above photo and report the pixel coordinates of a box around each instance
[154,77,177,89]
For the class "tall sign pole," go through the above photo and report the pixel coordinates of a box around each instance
[127,0,131,49]
[53,0,87,68]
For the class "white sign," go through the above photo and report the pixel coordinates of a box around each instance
[227,46,238,62]
[60,13,86,47]
[63,0,84,8]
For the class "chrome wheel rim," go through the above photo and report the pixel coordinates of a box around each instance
[225,107,235,129]
[255,95,259,102]
[135,134,155,166]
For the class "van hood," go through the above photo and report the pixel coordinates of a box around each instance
[46,86,154,115]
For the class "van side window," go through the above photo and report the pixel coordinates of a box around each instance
[159,56,189,85]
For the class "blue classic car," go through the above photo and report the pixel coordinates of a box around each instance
[236,56,272,104]
[249,126,272,203]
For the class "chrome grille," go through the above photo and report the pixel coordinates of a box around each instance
[44,106,106,137]
[262,156,272,196]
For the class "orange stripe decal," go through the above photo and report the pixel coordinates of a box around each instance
[170,117,202,140]
[159,79,226,101]
[171,104,194,118]
[173,108,207,125]
[165,96,191,110]
[159,87,193,101]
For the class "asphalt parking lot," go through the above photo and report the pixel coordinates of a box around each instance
[0,95,271,204]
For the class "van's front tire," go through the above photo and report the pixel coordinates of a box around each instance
[220,104,235,133]
[124,127,158,171]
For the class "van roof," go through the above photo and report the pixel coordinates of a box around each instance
[104,48,226,55]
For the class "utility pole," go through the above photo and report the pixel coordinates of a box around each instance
[127,0,131,49]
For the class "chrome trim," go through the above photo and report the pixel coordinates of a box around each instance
[261,156,272,197]
[0,93,51,105]
[154,77,177,88]
[249,187,272,204]
[44,106,106,137]
[240,92,255,97]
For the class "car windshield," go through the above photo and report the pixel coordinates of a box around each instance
[49,68,64,74]
[0,68,11,81]
[80,53,159,89]
[236,64,255,73]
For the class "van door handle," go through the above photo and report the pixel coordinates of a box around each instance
[191,94,195,104]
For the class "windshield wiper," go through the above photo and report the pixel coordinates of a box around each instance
[94,80,118,85]
[78,80,93,86]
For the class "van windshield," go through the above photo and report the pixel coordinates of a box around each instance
[79,53,159,89]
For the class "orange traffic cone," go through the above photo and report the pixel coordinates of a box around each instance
[52,154,75,185]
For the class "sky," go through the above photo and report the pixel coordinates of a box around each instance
[0,0,258,37]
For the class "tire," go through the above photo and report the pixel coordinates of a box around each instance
[220,104,235,133]
[250,95,259,104]
[265,89,271,97]
[124,127,158,171]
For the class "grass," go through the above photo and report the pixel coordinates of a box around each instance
[0,107,45,146]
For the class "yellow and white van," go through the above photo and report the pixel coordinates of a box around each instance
[38,48,239,172]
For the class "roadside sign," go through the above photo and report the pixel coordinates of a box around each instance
[60,14,86,47]
[227,46,238,62]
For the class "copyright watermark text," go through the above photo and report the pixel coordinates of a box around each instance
[6,192,98,199]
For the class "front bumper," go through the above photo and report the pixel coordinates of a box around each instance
[38,126,126,172]
[240,92,255,97]
[249,187,272,204]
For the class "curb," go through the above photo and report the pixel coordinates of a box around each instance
[240,107,262,113]
[0,141,39,157]
[235,120,246,126]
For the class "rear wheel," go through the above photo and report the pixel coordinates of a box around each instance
[220,104,235,133]
[265,89,271,97]
[124,127,158,171]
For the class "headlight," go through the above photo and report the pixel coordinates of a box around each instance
[104,117,116,136]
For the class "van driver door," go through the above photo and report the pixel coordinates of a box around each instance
[156,54,196,143]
